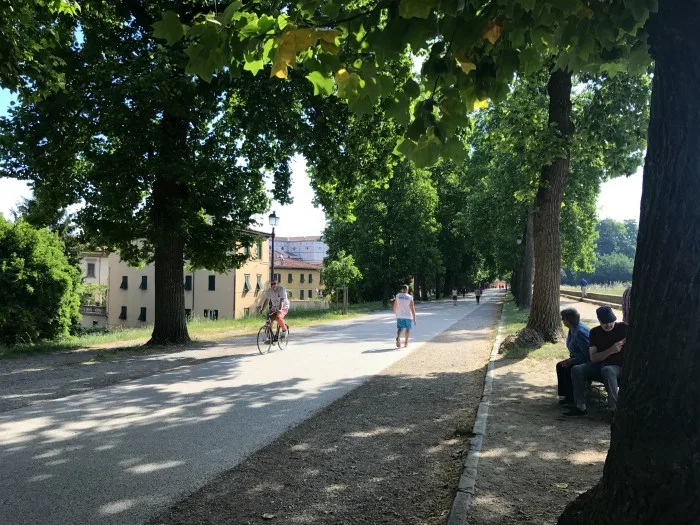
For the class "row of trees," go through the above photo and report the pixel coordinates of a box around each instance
[562,219,639,284]
[3,0,699,520]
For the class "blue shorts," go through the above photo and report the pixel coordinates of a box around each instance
[397,318,413,330]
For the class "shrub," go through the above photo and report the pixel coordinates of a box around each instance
[0,218,81,344]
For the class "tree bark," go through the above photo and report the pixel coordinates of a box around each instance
[519,206,535,309]
[559,3,700,523]
[147,112,191,346]
[526,68,572,342]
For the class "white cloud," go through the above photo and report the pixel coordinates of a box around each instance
[596,168,643,222]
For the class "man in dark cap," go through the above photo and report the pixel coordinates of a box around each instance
[564,305,628,417]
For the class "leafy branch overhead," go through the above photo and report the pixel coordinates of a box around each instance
[154,0,655,166]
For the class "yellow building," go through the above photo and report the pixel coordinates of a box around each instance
[272,257,324,301]
[107,236,271,327]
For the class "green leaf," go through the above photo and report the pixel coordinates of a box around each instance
[399,0,438,19]
[153,11,186,46]
[386,94,411,126]
[222,1,243,25]
[306,71,334,96]
[243,53,265,76]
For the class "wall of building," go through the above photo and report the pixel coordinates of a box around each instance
[275,267,324,301]
[107,238,271,327]
[79,252,110,328]
[273,239,328,263]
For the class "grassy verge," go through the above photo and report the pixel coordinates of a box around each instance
[499,294,569,361]
[560,283,627,296]
[0,302,386,360]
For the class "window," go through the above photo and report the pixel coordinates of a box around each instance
[185,308,192,320]
[208,309,218,320]
[139,276,148,290]
[119,306,127,320]
[309,273,313,283]
[243,274,251,294]
[288,291,293,298]
[300,290,305,300]
[120,276,128,290]
[300,273,305,284]
[208,275,216,291]
[138,307,147,322]
[184,275,192,291]
[92,320,98,326]
[288,273,293,283]
[87,263,96,278]
[256,275,263,294]
[276,273,282,283]
[203,309,208,318]
[257,239,263,259]
[244,307,250,317]
[243,245,249,256]
[308,289,313,299]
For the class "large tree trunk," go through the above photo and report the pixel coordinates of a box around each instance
[559,3,700,523]
[519,206,535,309]
[147,113,191,346]
[526,68,572,342]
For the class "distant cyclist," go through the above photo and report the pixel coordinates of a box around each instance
[260,279,289,341]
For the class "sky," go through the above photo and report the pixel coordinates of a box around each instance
[0,87,643,234]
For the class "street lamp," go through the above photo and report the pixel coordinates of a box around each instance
[269,211,279,283]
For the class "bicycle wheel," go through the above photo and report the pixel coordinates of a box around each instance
[277,325,289,350]
[257,325,273,354]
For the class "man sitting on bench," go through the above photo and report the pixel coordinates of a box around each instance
[564,306,628,417]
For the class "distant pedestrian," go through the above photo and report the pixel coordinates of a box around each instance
[622,285,632,324]
[393,285,416,348]
[452,288,458,306]
[475,286,483,304]
[580,278,588,298]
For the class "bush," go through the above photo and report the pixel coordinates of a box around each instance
[0,218,81,345]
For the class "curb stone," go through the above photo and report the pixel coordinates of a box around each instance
[446,296,506,525]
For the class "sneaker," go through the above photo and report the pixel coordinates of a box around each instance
[563,407,588,417]
[403,342,409,348]
[395,337,401,348]
[264,339,271,344]
[280,330,287,339]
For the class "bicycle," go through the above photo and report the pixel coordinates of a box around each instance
[256,311,290,354]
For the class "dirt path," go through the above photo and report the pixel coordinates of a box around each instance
[467,298,616,525]
[149,299,502,525]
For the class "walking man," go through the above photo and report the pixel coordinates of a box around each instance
[580,278,588,298]
[393,285,417,348]
[475,286,483,304]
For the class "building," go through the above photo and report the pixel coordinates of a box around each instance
[78,251,110,327]
[107,236,271,328]
[272,257,324,301]
[271,236,328,263]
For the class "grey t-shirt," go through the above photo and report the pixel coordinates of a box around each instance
[264,286,289,311]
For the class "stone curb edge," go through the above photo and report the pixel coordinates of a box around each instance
[446,297,507,525]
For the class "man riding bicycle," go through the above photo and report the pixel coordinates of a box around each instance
[260,279,289,340]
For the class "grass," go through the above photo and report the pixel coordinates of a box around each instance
[561,282,629,296]
[499,294,569,361]
[0,301,386,360]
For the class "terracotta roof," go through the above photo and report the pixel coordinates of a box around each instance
[273,258,323,269]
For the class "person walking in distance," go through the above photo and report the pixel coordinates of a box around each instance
[451,287,458,306]
[475,286,483,304]
[393,285,417,348]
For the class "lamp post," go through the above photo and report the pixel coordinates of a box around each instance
[269,211,279,283]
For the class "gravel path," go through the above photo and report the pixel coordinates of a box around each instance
[467,297,617,524]
[149,295,502,525]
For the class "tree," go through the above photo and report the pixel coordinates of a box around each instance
[321,250,362,314]
[0,217,81,345]
[558,2,700,522]
[0,2,313,345]
[0,0,79,98]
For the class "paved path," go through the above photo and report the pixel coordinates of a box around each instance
[0,294,490,525]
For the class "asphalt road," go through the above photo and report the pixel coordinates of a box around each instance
[0,295,491,525]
